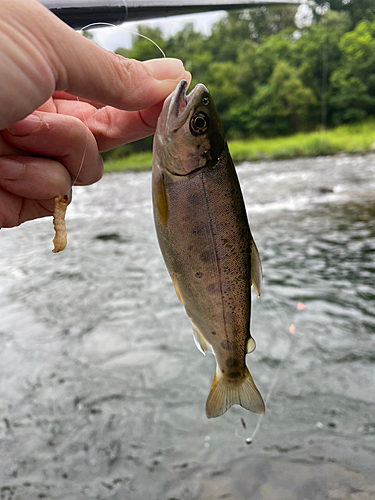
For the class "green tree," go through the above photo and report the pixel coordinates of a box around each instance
[201,61,244,134]
[292,10,351,126]
[106,6,375,148]
[247,61,317,136]
[254,28,295,83]
[245,5,298,40]
[207,6,297,63]
[330,18,375,123]
[270,61,317,123]
[313,0,374,29]
[164,23,212,82]
[116,26,165,60]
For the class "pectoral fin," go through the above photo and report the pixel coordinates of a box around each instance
[154,172,168,227]
[171,276,183,304]
[250,239,262,297]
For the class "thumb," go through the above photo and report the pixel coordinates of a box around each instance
[33,0,191,109]
[63,55,190,111]
[1,0,190,127]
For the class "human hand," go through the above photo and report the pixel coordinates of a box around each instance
[0,0,190,228]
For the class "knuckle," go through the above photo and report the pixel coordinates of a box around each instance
[111,56,149,107]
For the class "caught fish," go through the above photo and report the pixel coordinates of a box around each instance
[152,80,264,418]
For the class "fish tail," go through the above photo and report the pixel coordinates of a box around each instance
[205,366,265,418]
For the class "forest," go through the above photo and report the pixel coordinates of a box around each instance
[103,0,375,161]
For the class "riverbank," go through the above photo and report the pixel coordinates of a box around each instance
[103,120,375,173]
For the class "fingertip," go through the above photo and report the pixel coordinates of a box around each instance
[185,71,192,88]
[141,58,186,81]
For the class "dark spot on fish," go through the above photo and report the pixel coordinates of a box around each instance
[211,331,217,335]
[228,371,242,379]
[195,272,203,278]
[200,250,215,263]
[220,340,236,350]
[187,193,199,205]
[226,357,239,368]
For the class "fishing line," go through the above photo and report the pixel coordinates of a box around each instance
[321,16,328,129]
[79,22,166,58]
[236,302,306,445]
[66,11,166,195]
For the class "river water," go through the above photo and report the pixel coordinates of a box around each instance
[1,154,375,499]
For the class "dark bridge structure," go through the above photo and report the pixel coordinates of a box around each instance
[39,0,300,30]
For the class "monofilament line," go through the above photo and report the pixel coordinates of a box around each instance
[67,20,167,194]
[238,302,305,444]
[79,22,166,58]
[245,347,289,444]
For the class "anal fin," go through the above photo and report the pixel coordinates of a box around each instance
[192,323,211,356]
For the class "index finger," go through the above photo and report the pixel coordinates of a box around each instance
[53,98,164,150]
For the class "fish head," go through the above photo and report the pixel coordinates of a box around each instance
[154,80,225,176]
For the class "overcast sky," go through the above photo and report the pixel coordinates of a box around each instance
[90,4,311,53]
[92,11,226,52]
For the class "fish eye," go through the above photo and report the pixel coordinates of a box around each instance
[190,112,209,136]
[201,96,209,106]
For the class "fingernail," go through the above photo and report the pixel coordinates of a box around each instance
[142,58,185,80]
[7,114,42,136]
[0,158,25,180]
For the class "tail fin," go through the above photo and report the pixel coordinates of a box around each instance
[205,366,265,419]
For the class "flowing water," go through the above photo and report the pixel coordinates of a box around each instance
[1,154,375,499]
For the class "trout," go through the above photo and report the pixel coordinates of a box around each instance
[152,80,264,418]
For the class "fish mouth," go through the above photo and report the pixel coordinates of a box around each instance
[168,80,208,131]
